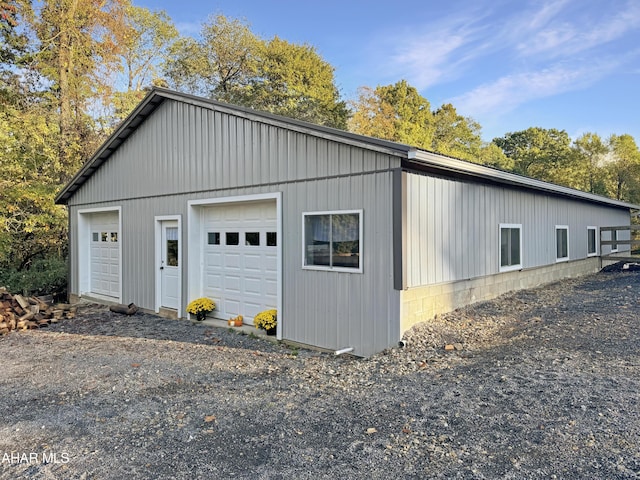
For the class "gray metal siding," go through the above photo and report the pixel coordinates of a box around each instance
[66,99,402,357]
[282,172,399,356]
[69,100,398,206]
[405,172,630,288]
[69,172,399,357]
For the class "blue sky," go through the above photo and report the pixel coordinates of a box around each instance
[136,0,640,143]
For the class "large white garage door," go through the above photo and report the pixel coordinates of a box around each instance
[202,201,277,322]
[89,211,120,298]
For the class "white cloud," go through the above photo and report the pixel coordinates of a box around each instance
[516,1,640,57]
[449,62,616,118]
[379,9,493,90]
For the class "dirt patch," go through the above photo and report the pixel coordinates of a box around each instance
[1,270,640,479]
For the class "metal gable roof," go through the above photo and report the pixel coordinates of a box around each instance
[55,87,638,211]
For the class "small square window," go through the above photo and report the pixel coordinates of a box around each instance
[245,232,260,246]
[110,232,118,243]
[92,232,99,242]
[226,232,239,246]
[208,232,220,245]
[267,232,277,247]
[101,232,108,242]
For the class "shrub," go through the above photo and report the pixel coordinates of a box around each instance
[186,297,216,321]
[253,309,277,331]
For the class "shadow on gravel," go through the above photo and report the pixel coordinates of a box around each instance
[46,309,292,355]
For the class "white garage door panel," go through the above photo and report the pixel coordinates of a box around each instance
[89,212,120,298]
[202,201,277,323]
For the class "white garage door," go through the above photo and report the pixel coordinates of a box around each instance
[89,211,120,298]
[202,201,277,322]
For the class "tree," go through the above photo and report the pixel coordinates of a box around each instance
[604,134,640,202]
[432,103,483,162]
[492,127,573,185]
[120,6,177,91]
[164,15,348,128]
[34,0,129,179]
[571,133,608,194]
[164,14,259,103]
[349,80,433,148]
[0,0,18,29]
[246,36,348,128]
[109,5,177,122]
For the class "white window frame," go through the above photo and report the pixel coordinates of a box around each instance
[611,229,619,253]
[587,226,598,257]
[302,209,363,273]
[499,223,522,273]
[555,225,570,262]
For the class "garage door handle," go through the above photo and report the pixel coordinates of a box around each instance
[160,266,164,270]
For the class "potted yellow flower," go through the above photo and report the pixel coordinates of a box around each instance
[253,309,277,335]
[186,297,216,322]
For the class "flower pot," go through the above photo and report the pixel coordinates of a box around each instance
[234,318,243,327]
[265,327,276,336]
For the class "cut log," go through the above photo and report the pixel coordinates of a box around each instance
[109,303,139,316]
[55,303,73,311]
[14,294,30,309]
[18,312,35,322]
[0,328,8,335]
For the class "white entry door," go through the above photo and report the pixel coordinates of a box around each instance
[160,221,180,309]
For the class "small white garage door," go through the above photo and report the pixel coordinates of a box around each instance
[202,201,277,322]
[89,211,120,298]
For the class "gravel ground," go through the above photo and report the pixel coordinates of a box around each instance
[1,268,639,479]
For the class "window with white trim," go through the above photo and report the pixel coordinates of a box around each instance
[303,210,362,272]
[587,227,598,257]
[499,224,522,272]
[611,229,618,252]
[556,226,569,262]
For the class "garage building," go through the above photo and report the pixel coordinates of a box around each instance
[56,88,636,356]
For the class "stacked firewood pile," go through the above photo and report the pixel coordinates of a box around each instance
[0,287,76,335]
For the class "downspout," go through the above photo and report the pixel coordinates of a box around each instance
[334,347,354,356]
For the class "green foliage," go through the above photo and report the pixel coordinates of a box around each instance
[164,15,348,128]
[350,80,433,148]
[0,1,18,29]
[571,133,608,194]
[604,134,640,202]
[0,255,67,297]
[492,127,573,185]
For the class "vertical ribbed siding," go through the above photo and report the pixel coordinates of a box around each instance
[69,101,398,206]
[405,172,630,288]
[66,98,402,356]
[281,171,399,356]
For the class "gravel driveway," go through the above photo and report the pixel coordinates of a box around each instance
[1,268,639,479]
